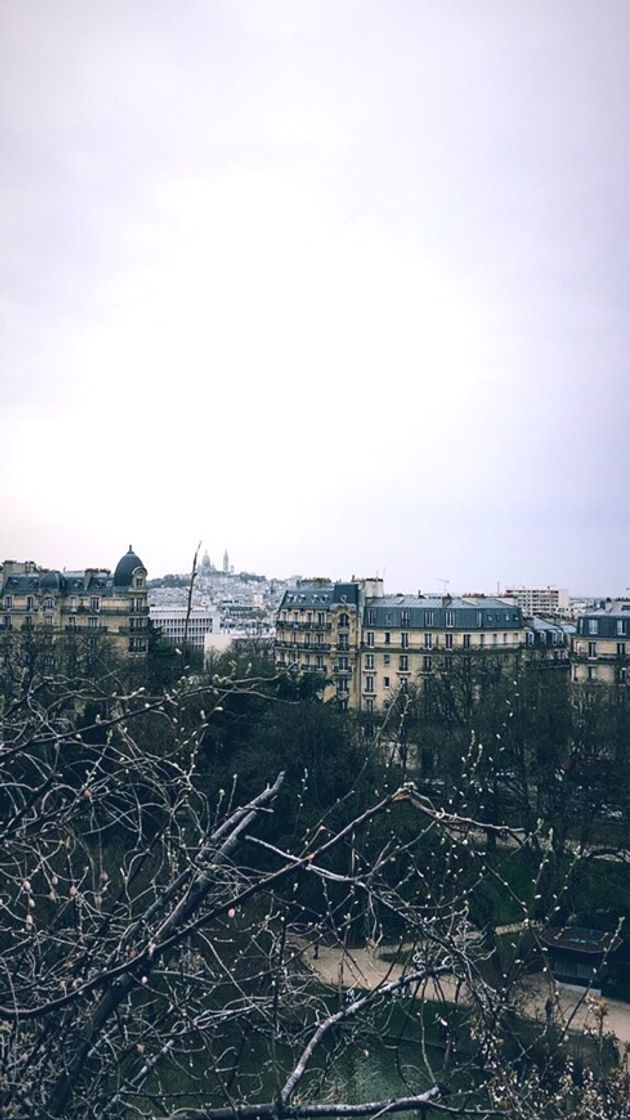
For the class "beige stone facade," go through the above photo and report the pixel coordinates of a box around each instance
[276,580,526,711]
[571,600,630,684]
[0,547,148,659]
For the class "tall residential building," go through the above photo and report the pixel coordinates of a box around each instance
[0,546,148,657]
[275,580,525,711]
[572,600,630,684]
[504,586,569,616]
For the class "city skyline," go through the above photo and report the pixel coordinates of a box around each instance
[2,2,630,594]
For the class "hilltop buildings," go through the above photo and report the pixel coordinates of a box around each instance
[0,546,148,657]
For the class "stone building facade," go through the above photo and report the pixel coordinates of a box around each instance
[572,600,630,684]
[275,579,526,711]
[0,546,148,658]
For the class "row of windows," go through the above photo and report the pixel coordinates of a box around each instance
[365,631,514,649]
[2,616,146,632]
[1,594,147,613]
[366,608,518,627]
[585,641,627,659]
[2,595,104,611]
[364,658,435,690]
[585,619,627,636]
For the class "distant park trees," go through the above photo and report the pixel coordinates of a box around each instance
[0,630,629,1118]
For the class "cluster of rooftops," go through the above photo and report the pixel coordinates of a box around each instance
[1,548,146,597]
[280,583,524,629]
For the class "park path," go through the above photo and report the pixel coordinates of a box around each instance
[292,937,630,1051]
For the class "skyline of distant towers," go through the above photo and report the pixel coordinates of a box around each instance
[223,549,229,573]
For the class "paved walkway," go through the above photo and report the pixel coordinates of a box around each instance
[292,938,630,1051]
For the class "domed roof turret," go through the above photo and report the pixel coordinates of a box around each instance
[40,570,62,592]
[113,546,145,588]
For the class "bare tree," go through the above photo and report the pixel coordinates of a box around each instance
[0,638,627,1119]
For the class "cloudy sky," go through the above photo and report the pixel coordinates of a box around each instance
[1,1,629,593]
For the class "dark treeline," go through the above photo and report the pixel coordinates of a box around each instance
[1,628,630,1119]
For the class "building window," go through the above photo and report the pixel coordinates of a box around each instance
[588,620,598,635]
[135,576,144,588]
[445,633,453,650]
[317,612,325,627]
[3,595,12,610]
[384,631,391,644]
[23,615,32,628]
[338,656,349,670]
[476,611,483,627]
[71,596,79,611]
[424,633,433,650]
[89,617,99,630]
[367,609,376,625]
[316,655,324,669]
[479,634,485,646]
[45,616,53,628]
[587,665,596,682]
[424,610,434,626]
[503,632,508,644]
[463,634,471,649]
[423,656,432,671]
[338,634,349,651]
[588,641,597,659]
[4,616,12,629]
[493,633,498,644]
[366,632,374,647]
[338,613,349,629]
[617,620,626,637]
[617,643,626,658]
[399,655,408,671]
[365,698,374,713]
[365,653,374,670]
[43,596,54,611]
[365,675,375,693]
[401,609,410,627]
[338,679,349,694]
[383,653,390,666]
[401,632,409,649]
[304,634,310,648]
[26,596,34,612]
[383,676,390,688]
[90,596,100,612]
[67,616,76,630]
[445,610,455,627]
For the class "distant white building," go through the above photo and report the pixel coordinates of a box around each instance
[150,605,220,649]
[504,586,569,617]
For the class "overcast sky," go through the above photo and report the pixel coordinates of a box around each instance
[1,1,629,594]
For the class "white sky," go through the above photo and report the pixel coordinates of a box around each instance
[2,1,629,593]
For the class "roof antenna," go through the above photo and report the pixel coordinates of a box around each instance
[437,577,450,594]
